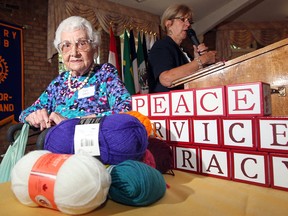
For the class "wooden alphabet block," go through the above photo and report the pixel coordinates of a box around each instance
[195,86,226,116]
[149,117,168,141]
[131,94,149,116]
[192,117,221,147]
[221,118,257,150]
[168,117,191,144]
[200,148,230,179]
[226,82,271,116]
[150,92,170,117]
[175,146,199,173]
[270,153,288,191]
[257,117,288,153]
[170,89,195,116]
[232,151,269,187]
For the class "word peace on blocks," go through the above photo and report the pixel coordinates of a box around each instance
[132,81,272,117]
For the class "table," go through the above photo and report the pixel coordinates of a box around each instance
[1,170,288,216]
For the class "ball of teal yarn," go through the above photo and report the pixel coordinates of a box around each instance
[108,160,166,206]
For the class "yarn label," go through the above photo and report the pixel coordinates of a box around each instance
[28,153,71,210]
[74,123,100,156]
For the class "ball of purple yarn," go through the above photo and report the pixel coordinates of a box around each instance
[99,113,148,165]
[44,114,148,165]
[44,118,80,154]
[147,137,173,174]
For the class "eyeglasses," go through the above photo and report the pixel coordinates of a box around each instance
[172,17,194,25]
[58,39,93,54]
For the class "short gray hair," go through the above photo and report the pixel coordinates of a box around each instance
[161,4,193,32]
[53,16,101,52]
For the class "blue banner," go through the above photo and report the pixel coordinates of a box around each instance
[0,21,23,126]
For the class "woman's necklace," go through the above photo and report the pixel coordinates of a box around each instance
[68,64,95,92]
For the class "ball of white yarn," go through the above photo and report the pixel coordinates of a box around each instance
[11,150,111,215]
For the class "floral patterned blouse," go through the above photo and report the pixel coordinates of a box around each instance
[19,63,132,122]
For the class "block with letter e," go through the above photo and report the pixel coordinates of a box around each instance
[226,82,271,117]
[257,117,288,153]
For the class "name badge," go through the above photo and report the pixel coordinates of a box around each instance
[78,86,95,99]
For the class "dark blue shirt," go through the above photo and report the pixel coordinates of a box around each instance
[148,36,189,93]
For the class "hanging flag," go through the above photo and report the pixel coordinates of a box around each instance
[108,27,121,78]
[123,30,135,95]
[129,29,140,94]
[142,32,148,65]
[137,31,148,94]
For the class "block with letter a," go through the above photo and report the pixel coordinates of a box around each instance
[200,148,231,179]
[170,89,194,116]
[226,82,271,116]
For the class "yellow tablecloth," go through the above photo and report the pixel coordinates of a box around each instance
[1,170,288,216]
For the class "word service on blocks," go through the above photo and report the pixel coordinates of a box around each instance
[132,82,288,191]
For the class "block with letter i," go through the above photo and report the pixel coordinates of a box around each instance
[270,153,288,191]
[226,82,271,117]
[232,151,269,187]
[192,117,222,148]
[257,117,288,153]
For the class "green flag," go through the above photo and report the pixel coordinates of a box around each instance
[123,30,135,95]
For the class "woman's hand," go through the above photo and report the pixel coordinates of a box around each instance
[25,109,51,131]
[193,44,217,65]
[48,112,67,126]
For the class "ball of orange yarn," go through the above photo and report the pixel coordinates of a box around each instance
[124,111,152,136]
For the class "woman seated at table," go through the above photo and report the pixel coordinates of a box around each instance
[19,16,131,131]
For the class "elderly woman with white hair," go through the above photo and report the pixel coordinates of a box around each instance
[19,16,131,130]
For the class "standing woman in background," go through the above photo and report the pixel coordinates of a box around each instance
[148,4,217,93]
[19,16,131,130]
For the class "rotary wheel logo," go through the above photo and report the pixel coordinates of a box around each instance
[0,56,9,84]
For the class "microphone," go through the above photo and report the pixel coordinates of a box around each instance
[186,28,200,46]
